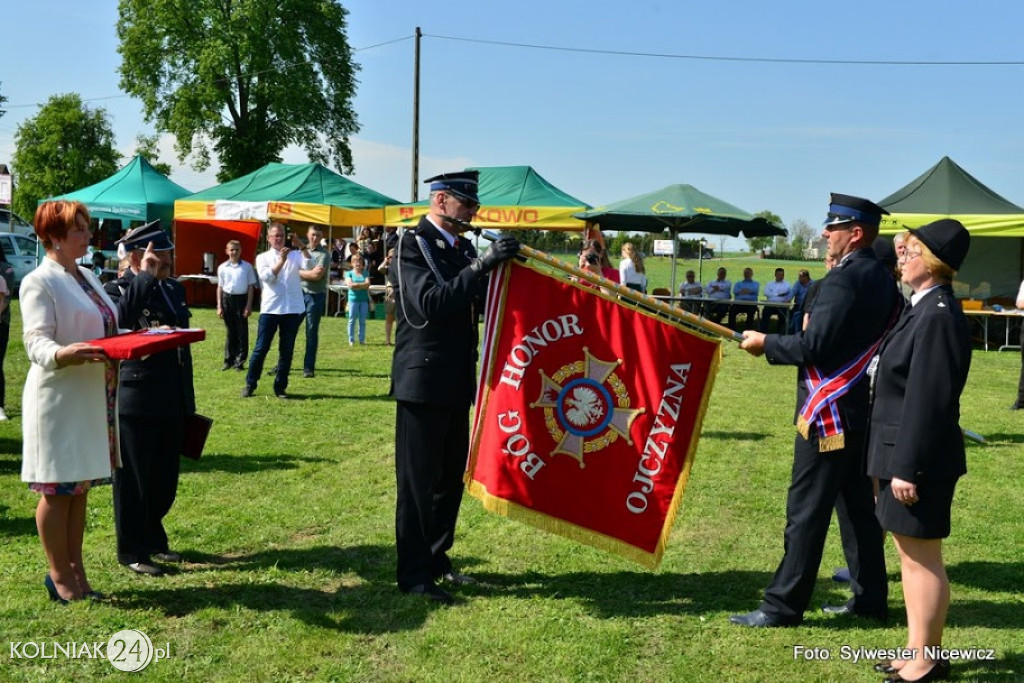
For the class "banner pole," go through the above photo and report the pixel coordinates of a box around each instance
[474,230,743,342]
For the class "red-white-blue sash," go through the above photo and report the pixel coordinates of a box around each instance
[796,341,883,452]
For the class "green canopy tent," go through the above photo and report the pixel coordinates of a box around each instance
[878,156,1024,299]
[574,183,785,292]
[174,162,399,277]
[384,165,590,231]
[43,155,192,228]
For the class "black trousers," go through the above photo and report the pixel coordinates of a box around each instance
[113,416,184,565]
[394,400,469,590]
[222,293,249,367]
[1017,326,1024,405]
[0,318,8,407]
[760,431,888,622]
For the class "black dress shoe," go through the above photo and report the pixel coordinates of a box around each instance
[874,661,897,674]
[152,551,182,563]
[303,370,314,378]
[883,659,950,682]
[832,566,851,583]
[438,571,478,587]
[822,602,888,621]
[221,363,232,371]
[404,582,454,604]
[125,562,164,576]
[1010,403,1024,411]
[729,609,795,628]
[240,386,255,398]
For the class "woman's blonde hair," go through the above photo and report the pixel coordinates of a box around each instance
[621,242,645,273]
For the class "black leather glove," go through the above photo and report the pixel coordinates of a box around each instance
[471,236,521,275]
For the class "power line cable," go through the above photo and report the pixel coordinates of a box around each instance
[425,32,1024,66]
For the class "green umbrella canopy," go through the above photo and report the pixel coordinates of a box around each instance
[43,155,192,226]
[574,183,785,237]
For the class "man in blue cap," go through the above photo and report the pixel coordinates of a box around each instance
[104,220,196,576]
[731,193,901,627]
[389,171,519,603]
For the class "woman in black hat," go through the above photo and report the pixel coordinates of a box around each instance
[866,219,971,683]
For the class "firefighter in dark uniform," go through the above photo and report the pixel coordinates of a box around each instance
[731,194,902,627]
[390,171,519,603]
[104,221,196,576]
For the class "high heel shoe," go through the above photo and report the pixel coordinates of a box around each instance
[883,659,951,682]
[84,590,107,601]
[44,575,69,605]
[873,661,898,674]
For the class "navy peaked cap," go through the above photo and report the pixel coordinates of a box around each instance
[425,171,480,204]
[824,193,889,229]
[117,219,174,251]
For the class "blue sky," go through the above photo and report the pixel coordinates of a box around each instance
[4,0,1024,245]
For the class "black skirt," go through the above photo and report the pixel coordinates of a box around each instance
[875,476,960,539]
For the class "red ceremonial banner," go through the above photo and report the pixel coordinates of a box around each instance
[468,260,722,568]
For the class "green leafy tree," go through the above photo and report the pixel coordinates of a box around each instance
[132,134,173,176]
[11,93,120,219]
[786,218,815,256]
[746,210,783,253]
[117,0,360,182]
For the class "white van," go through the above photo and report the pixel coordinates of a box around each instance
[0,208,35,236]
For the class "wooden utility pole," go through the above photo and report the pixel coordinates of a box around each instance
[411,27,421,202]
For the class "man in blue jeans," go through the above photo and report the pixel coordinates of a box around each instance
[299,225,330,378]
[242,222,309,398]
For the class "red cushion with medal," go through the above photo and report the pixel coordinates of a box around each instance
[88,328,206,360]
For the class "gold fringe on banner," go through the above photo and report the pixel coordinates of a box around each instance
[466,480,663,569]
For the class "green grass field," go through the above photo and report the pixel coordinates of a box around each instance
[1,301,1022,682]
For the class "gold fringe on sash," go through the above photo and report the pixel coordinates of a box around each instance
[817,434,845,452]
[796,416,811,440]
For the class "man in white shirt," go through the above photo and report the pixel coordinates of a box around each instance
[216,240,257,371]
[760,267,793,332]
[242,222,309,398]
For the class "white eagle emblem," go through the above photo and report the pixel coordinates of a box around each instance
[435,238,446,250]
[564,386,605,427]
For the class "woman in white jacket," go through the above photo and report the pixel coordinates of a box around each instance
[21,201,119,603]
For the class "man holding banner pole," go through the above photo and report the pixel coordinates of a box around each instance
[731,194,901,628]
[390,171,520,604]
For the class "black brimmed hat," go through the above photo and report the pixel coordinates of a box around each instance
[910,219,970,271]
